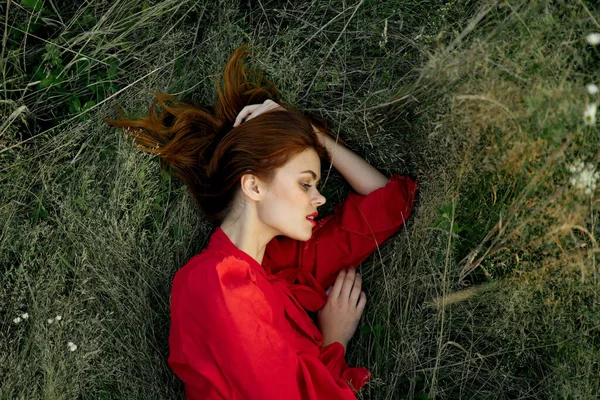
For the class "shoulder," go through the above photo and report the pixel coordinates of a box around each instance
[172,250,255,301]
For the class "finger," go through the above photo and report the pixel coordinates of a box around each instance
[233,106,254,127]
[245,102,278,122]
[325,286,332,296]
[263,99,280,109]
[356,291,367,313]
[244,105,267,122]
[236,102,284,126]
[266,102,285,112]
[349,272,361,306]
[253,101,283,117]
[264,100,282,111]
[340,267,356,300]
[330,269,347,299]
[233,105,261,127]
[234,105,260,126]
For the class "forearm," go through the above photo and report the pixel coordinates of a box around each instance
[314,126,389,196]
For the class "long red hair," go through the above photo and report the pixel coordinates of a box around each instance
[104,45,337,224]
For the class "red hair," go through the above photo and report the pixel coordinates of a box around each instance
[104,45,337,224]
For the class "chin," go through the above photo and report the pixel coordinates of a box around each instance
[302,226,315,241]
[301,231,313,241]
[284,227,313,242]
[277,220,314,241]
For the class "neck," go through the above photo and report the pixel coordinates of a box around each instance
[220,216,276,266]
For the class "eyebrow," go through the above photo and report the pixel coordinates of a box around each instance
[300,170,321,184]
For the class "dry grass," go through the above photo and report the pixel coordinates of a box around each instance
[1,0,599,399]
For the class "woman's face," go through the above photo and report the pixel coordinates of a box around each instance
[257,148,327,241]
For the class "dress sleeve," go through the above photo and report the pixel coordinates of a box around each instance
[263,174,418,290]
[168,255,367,400]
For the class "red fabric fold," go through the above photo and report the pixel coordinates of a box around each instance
[319,342,372,394]
[273,267,328,312]
[266,274,323,344]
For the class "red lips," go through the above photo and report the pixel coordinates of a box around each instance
[306,212,318,227]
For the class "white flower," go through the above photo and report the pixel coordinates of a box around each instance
[568,159,584,174]
[55,315,62,321]
[47,318,54,324]
[21,313,29,319]
[583,103,597,126]
[67,341,77,351]
[568,159,598,197]
[13,317,22,324]
[586,33,600,45]
[586,83,599,95]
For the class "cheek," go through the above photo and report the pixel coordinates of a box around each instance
[262,186,304,219]
[261,186,293,213]
[277,185,304,209]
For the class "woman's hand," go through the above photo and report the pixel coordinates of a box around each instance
[317,267,367,354]
[232,99,286,127]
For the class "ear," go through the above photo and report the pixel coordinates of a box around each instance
[240,173,262,201]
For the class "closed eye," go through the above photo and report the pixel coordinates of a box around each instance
[301,182,323,191]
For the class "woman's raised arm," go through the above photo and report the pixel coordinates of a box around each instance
[313,126,389,196]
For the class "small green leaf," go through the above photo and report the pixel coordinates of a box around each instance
[82,100,96,111]
[8,27,24,40]
[107,59,119,79]
[43,43,62,66]
[38,71,56,89]
[32,65,46,80]
[314,80,327,92]
[359,324,385,340]
[68,96,81,113]
[29,22,42,32]
[73,199,86,208]
[332,67,340,85]
[31,204,49,220]
[21,0,43,11]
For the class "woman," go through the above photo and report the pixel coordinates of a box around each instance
[105,45,418,399]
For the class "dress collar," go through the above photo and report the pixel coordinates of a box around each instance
[207,226,267,277]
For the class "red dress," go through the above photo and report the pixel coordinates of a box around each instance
[168,174,418,399]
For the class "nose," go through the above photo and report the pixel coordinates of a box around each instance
[313,190,326,207]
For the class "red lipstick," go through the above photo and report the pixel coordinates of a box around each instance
[306,212,318,226]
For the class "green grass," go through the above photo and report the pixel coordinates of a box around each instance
[2,0,599,398]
